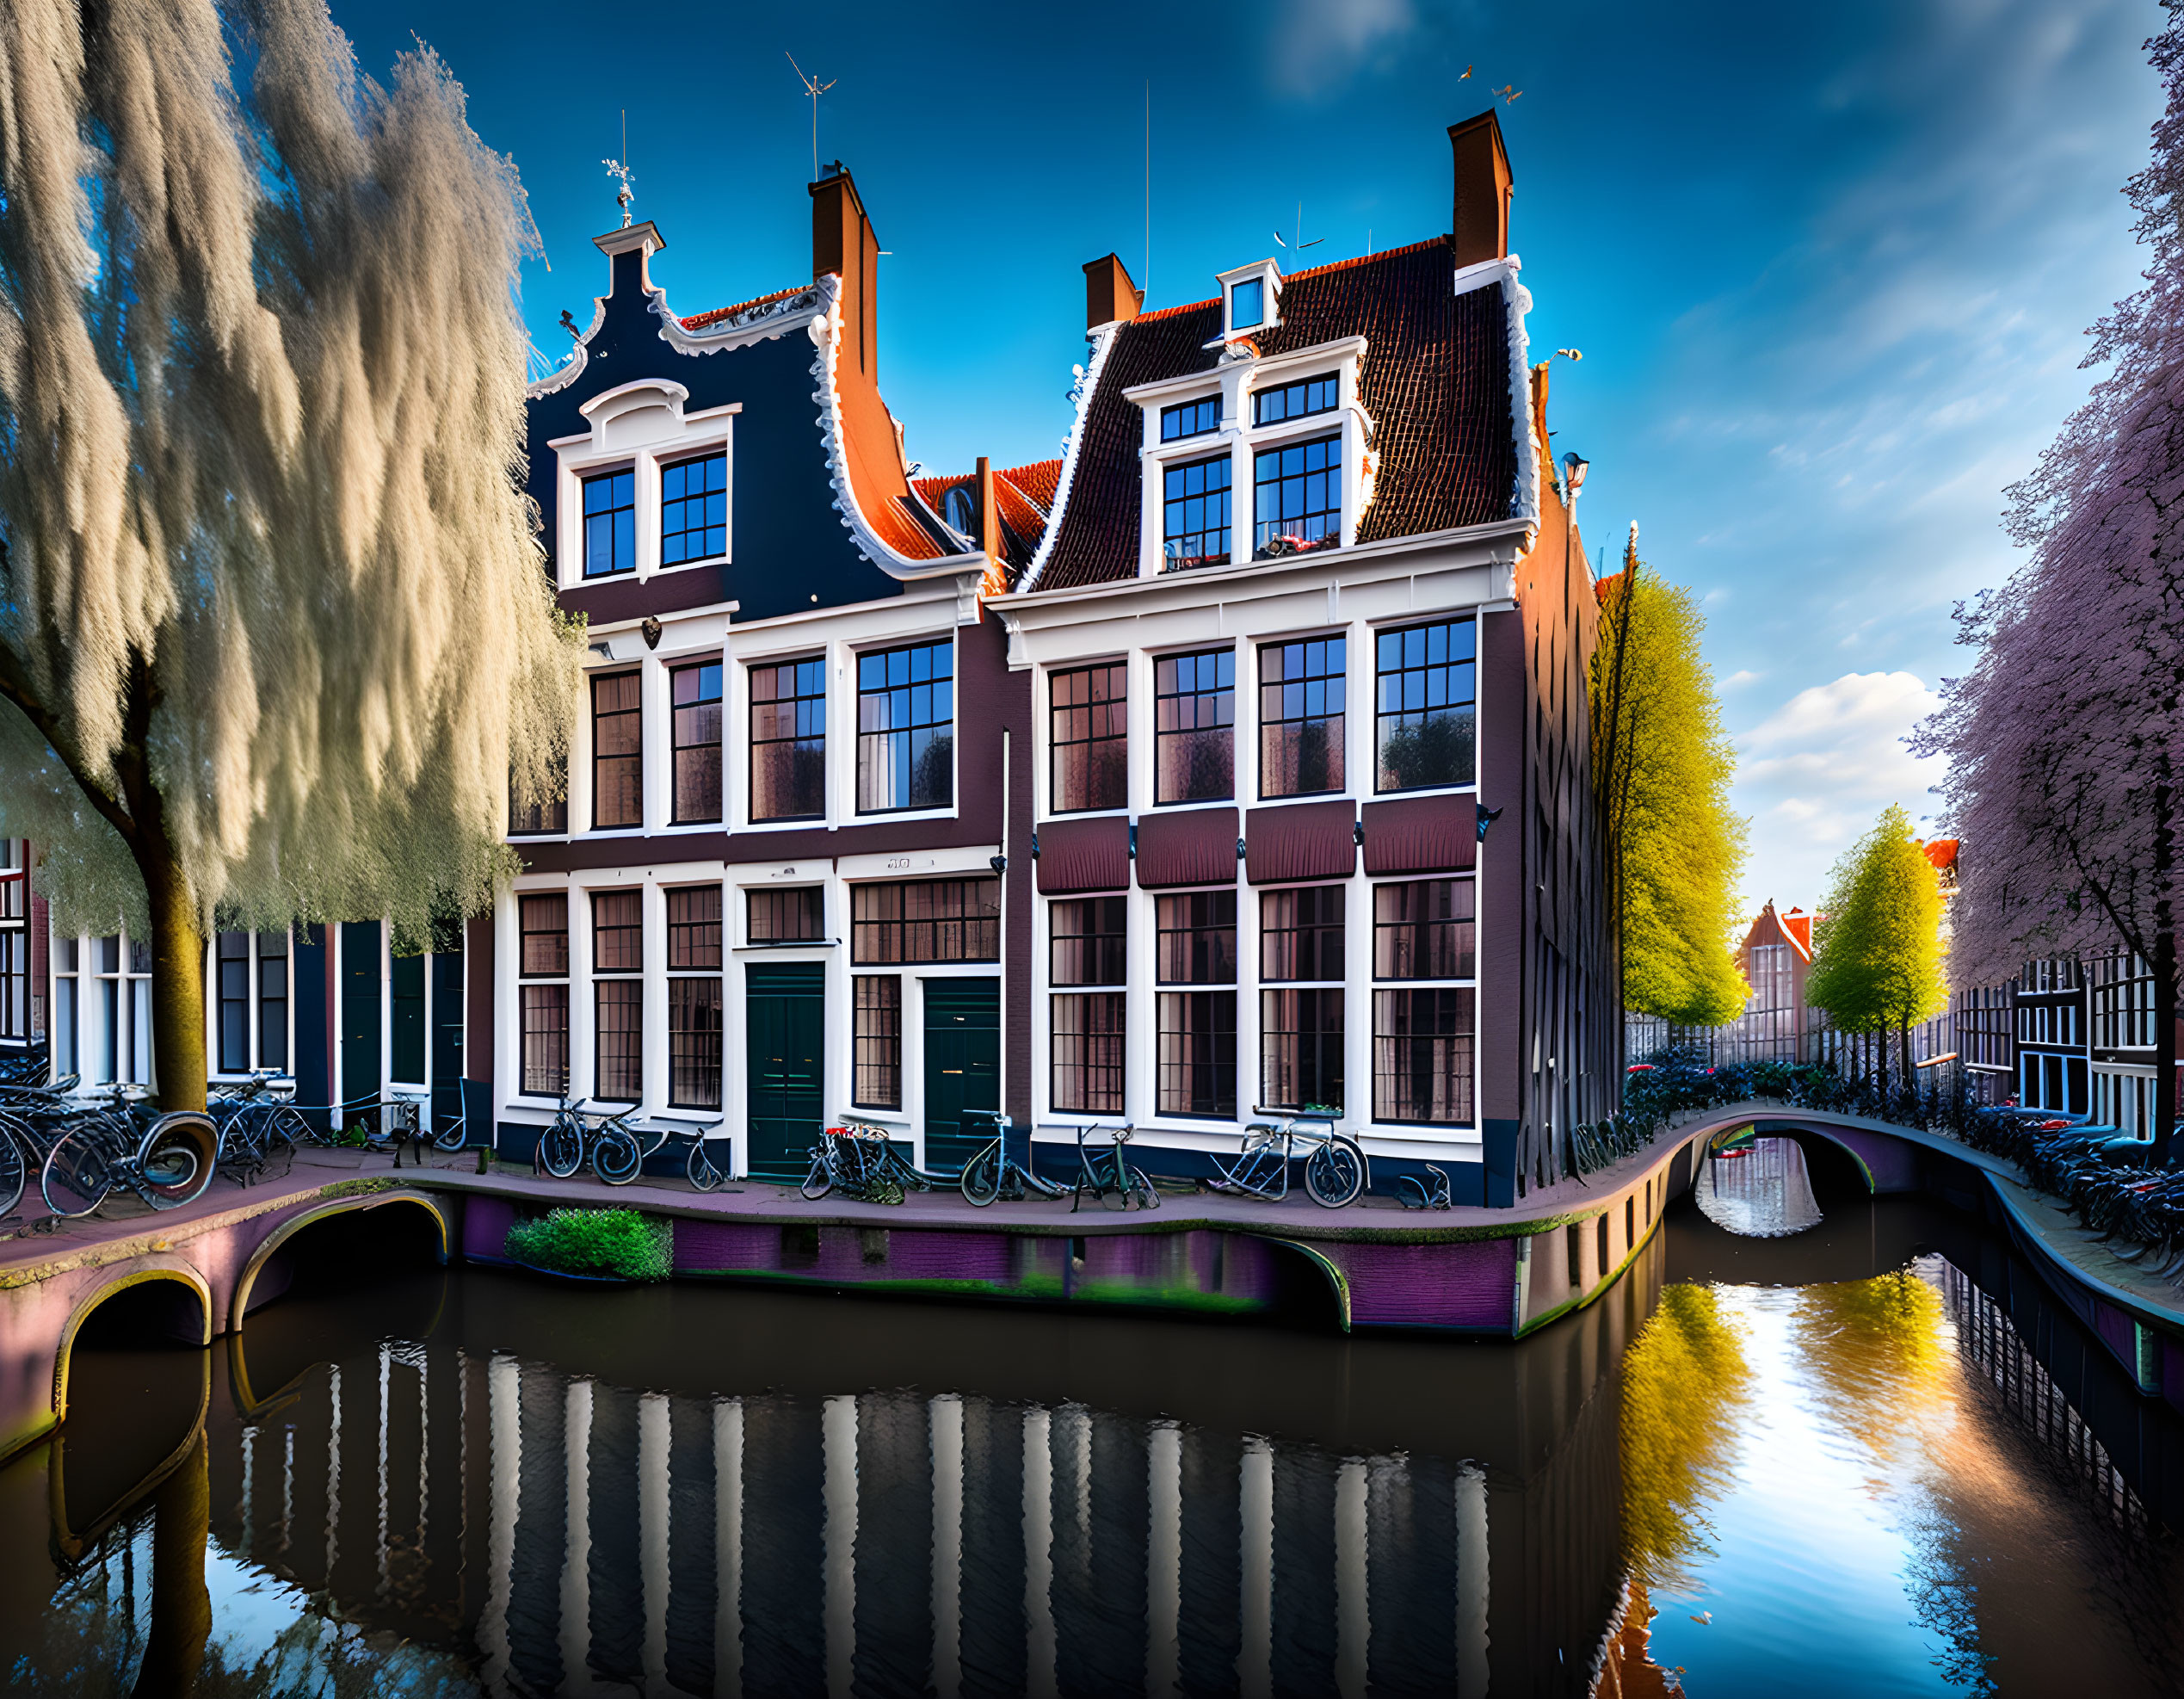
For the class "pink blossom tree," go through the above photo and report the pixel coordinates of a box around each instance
[1917,13,2184,1162]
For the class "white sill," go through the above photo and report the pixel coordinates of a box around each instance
[850,806,959,826]
[651,555,730,575]
[737,816,830,833]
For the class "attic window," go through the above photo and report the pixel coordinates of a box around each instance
[1254,373,1338,427]
[1230,278,1265,332]
[944,485,978,538]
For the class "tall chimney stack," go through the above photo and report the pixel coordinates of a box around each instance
[1447,110,1514,269]
[1082,253,1144,333]
[811,167,881,380]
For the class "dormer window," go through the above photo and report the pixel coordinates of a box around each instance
[1230,278,1265,331]
[1160,396,1220,442]
[944,485,978,537]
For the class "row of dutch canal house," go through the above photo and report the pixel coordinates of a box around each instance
[0,112,1619,1206]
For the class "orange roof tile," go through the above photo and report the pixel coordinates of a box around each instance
[679,283,809,331]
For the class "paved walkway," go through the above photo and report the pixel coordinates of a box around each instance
[9,1109,2180,1338]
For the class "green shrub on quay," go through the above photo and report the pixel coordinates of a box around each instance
[505,1207,673,1282]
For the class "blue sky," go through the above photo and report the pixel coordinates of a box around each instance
[329,0,2167,914]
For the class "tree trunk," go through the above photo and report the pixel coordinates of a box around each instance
[2156,763,2176,1167]
[1899,1021,1914,1116]
[132,1430,210,1699]
[133,831,205,1114]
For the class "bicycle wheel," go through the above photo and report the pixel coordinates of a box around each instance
[0,1125,25,1220]
[538,1120,584,1179]
[1305,1136,1367,1208]
[262,1107,305,1152]
[1128,1165,1160,1211]
[687,1140,725,1192]
[139,1114,217,1208]
[1100,1162,1132,1211]
[591,1128,643,1186]
[960,1143,1002,1208]
[801,1151,836,1201]
[41,1129,114,1218]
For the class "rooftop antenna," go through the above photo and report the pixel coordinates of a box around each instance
[787,53,837,182]
[602,109,635,227]
[1273,201,1324,254]
[1144,80,1151,299]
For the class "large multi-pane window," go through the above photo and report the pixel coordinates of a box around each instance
[210,925,288,1074]
[857,639,954,813]
[667,887,722,1109]
[51,937,76,1078]
[1721,942,1798,1066]
[854,977,902,1108]
[1161,396,1219,442]
[1162,456,1231,571]
[519,893,570,1097]
[1261,887,1344,1111]
[1253,436,1340,556]
[671,662,724,824]
[1154,648,1235,805]
[592,890,643,1102]
[1373,872,1474,1123]
[750,656,826,821]
[509,763,568,836]
[660,452,727,565]
[1157,890,1237,1118]
[852,880,1000,964]
[1051,663,1127,813]
[1252,372,1337,427]
[1051,896,1126,1115]
[1375,618,1476,792]
[0,840,23,1043]
[583,469,636,578]
[1259,636,1345,798]
[750,887,824,944]
[1373,880,1473,979]
[591,673,643,829]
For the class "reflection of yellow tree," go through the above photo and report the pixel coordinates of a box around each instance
[1792,1270,1951,1466]
[1620,1282,1753,1591]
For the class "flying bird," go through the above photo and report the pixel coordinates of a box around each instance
[1460,64,1472,78]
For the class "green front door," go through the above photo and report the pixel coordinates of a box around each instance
[746,962,825,1182]
[923,977,1000,1172]
[339,922,380,1114]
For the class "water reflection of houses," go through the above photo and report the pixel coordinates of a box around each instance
[190,1266,1662,1696]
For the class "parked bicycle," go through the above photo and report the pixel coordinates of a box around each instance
[208,1072,310,1181]
[960,1112,1069,1208]
[0,1076,83,1222]
[803,1121,906,1205]
[536,1097,648,1185]
[1201,1108,1368,1208]
[1065,1121,1157,1213]
[1397,1164,1453,1210]
[40,1087,218,1219]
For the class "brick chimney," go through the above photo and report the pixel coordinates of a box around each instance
[1083,253,1144,333]
[1447,110,1514,268]
[811,167,881,380]
[810,166,916,524]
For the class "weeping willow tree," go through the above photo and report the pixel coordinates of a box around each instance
[1592,527,1749,1033]
[0,0,581,1109]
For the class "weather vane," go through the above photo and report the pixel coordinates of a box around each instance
[787,53,837,183]
[603,109,635,227]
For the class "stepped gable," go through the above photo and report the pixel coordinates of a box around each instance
[1036,238,1519,591]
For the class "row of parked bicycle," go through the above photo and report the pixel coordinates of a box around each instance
[0,1060,466,1226]
[1956,1110,2184,1284]
[529,1095,1391,1210]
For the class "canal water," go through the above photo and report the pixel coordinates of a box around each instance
[4,1147,2183,1696]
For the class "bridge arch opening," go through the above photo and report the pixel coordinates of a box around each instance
[1764,1130,1874,1206]
[235,1194,449,1325]
[69,1270,210,1352]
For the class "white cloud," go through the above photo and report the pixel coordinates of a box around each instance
[1267,0,1416,98]
[1731,670,1946,907]
[1722,669,1761,689]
